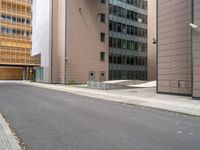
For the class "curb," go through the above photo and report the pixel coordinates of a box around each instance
[0,113,21,150]
[19,81,200,117]
[1,81,200,117]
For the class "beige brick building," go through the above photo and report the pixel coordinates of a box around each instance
[157,0,200,99]
[32,0,109,83]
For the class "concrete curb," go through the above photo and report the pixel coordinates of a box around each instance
[0,113,21,150]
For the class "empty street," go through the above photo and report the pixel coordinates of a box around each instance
[0,82,200,150]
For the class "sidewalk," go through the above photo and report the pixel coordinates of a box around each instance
[2,81,200,117]
[0,113,21,150]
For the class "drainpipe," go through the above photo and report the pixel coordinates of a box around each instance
[189,0,199,98]
[190,0,198,98]
[64,0,67,84]
[191,0,194,97]
[156,0,158,93]
[50,0,54,84]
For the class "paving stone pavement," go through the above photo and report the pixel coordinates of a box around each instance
[0,113,21,150]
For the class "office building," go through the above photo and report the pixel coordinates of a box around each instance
[157,0,200,99]
[0,0,37,80]
[33,0,109,83]
[109,0,148,80]
[32,0,148,84]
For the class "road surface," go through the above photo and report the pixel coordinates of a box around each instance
[0,83,200,150]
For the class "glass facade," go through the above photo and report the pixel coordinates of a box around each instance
[109,0,148,80]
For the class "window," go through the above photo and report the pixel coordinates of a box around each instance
[17,18,21,22]
[100,52,105,61]
[101,0,106,4]
[1,15,6,19]
[7,16,11,20]
[12,29,16,34]
[12,17,16,21]
[17,30,21,35]
[117,56,122,64]
[109,4,147,24]
[22,18,25,23]
[100,13,106,23]
[109,55,113,63]
[26,19,31,24]
[100,32,105,42]
[26,31,31,36]
[1,27,6,33]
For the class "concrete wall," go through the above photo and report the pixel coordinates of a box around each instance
[157,0,192,95]
[193,0,200,98]
[148,0,157,81]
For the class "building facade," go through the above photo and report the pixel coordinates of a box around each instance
[32,0,109,83]
[157,0,200,99]
[109,0,148,80]
[0,0,37,80]
[33,0,148,84]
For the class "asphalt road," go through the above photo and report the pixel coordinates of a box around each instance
[0,83,200,150]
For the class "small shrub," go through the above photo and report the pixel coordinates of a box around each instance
[67,80,76,85]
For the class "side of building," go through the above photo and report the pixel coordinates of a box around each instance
[65,0,109,83]
[32,0,109,84]
[0,0,37,80]
[157,0,200,99]
[109,0,148,80]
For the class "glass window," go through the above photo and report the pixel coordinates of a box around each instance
[100,32,105,42]
[100,52,105,61]
[101,0,106,4]
[100,13,106,23]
